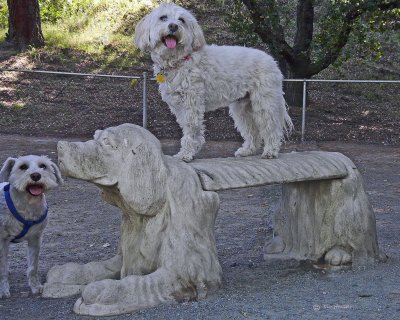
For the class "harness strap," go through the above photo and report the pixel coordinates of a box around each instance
[3,184,48,243]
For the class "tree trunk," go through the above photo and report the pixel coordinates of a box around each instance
[284,79,305,108]
[6,0,44,51]
[281,63,309,108]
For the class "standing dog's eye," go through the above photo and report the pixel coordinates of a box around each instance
[39,164,47,169]
[178,17,185,24]
[19,164,28,170]
[160,15,168,21]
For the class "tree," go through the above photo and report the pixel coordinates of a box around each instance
[6,0,44,50]
[229,0,400,106]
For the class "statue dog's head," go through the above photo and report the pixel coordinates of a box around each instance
[58,124,167,216]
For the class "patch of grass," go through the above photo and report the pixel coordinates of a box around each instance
[0,28,5,42]
[13,102,25,109]
[26,0,156,70]
[0,101,26,109]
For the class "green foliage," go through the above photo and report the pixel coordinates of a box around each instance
[0,0,159,69]
[0,0,8,29]
[115,4,153,36]
[226,0,399,66]
[225,0,260,46]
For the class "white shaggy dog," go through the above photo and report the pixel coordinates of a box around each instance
[0,155,63,298]
[134,3,293,162]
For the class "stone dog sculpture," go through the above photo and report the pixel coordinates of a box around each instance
[43,124,222,316]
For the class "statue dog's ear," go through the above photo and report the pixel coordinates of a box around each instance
[50,161,64,185]
[118,139,168,216]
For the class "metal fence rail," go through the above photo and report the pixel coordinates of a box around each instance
[1,68,399,141]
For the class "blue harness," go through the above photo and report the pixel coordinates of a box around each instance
[3,184,48,243]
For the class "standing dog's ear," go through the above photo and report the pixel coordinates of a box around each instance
[50,162,64,185]
[134,13,152,52]
[187,13,205,51]
[0,157,16,182]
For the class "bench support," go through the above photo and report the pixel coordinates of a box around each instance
[264,154,381,266]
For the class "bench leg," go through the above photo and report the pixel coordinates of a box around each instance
[264,155,382,266]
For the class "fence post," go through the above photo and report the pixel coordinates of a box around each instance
[301,80,307,142]
[142,72,148,129]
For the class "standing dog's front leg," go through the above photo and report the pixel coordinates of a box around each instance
[170,93,206,162]
[26,235,43,294]
[0,240,10,298]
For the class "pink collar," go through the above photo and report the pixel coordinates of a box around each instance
[159,54,192,72]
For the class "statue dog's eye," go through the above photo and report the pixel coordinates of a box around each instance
[160,15,168,21]
[102,138,113,147]
[178,17,185,24]
[19,164,28,170]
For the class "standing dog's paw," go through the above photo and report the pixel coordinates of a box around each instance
[261,150,278,159]
[28,274,43,295]
[234,147,258,157]
[174,150,194,162]
[0,283,10,299]
[31,283,43,295]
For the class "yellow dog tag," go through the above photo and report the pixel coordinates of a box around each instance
[155,73,166,83]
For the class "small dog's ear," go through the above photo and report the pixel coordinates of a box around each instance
[50,162,64,185]
[134,13,152,52]
[0,157,16,182]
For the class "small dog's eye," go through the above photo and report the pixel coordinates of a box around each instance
[178,17,185,24]
[39,164,47,169]
[19,164,28,170]
[160,15,168,21]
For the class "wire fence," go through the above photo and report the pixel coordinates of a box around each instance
[1,68,399,142]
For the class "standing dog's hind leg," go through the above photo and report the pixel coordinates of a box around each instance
[250,93,286,159]
[229,98,261,157]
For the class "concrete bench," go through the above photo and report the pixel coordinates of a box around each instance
[190,151,381,266]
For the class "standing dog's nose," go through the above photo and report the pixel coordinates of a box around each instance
[30,173,41,182]
[168,23,178,33]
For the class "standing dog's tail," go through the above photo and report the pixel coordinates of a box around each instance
[283,100,294,140]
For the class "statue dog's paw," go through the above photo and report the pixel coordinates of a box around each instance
[324,247,352,266]
[73,279,140,316]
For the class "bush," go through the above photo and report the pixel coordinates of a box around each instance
[0,0,7,29]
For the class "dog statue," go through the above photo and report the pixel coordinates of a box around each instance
[134,3,293,162]
[43,124,222,316]
[0,155,63,298]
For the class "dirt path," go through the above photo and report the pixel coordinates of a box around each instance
[0,134,399,320]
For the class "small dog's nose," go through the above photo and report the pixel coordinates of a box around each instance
[168,23,178,33]
[30,173,41,182]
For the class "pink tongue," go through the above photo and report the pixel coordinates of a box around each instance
[165,36,177,49]
[28,185,43,196]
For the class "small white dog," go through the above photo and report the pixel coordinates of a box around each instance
[0,155,63,298]
[135,3,293,162]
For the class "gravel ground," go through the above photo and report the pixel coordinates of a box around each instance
[0,134,399,320]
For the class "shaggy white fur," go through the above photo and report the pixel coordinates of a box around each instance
[135,3,293,162]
